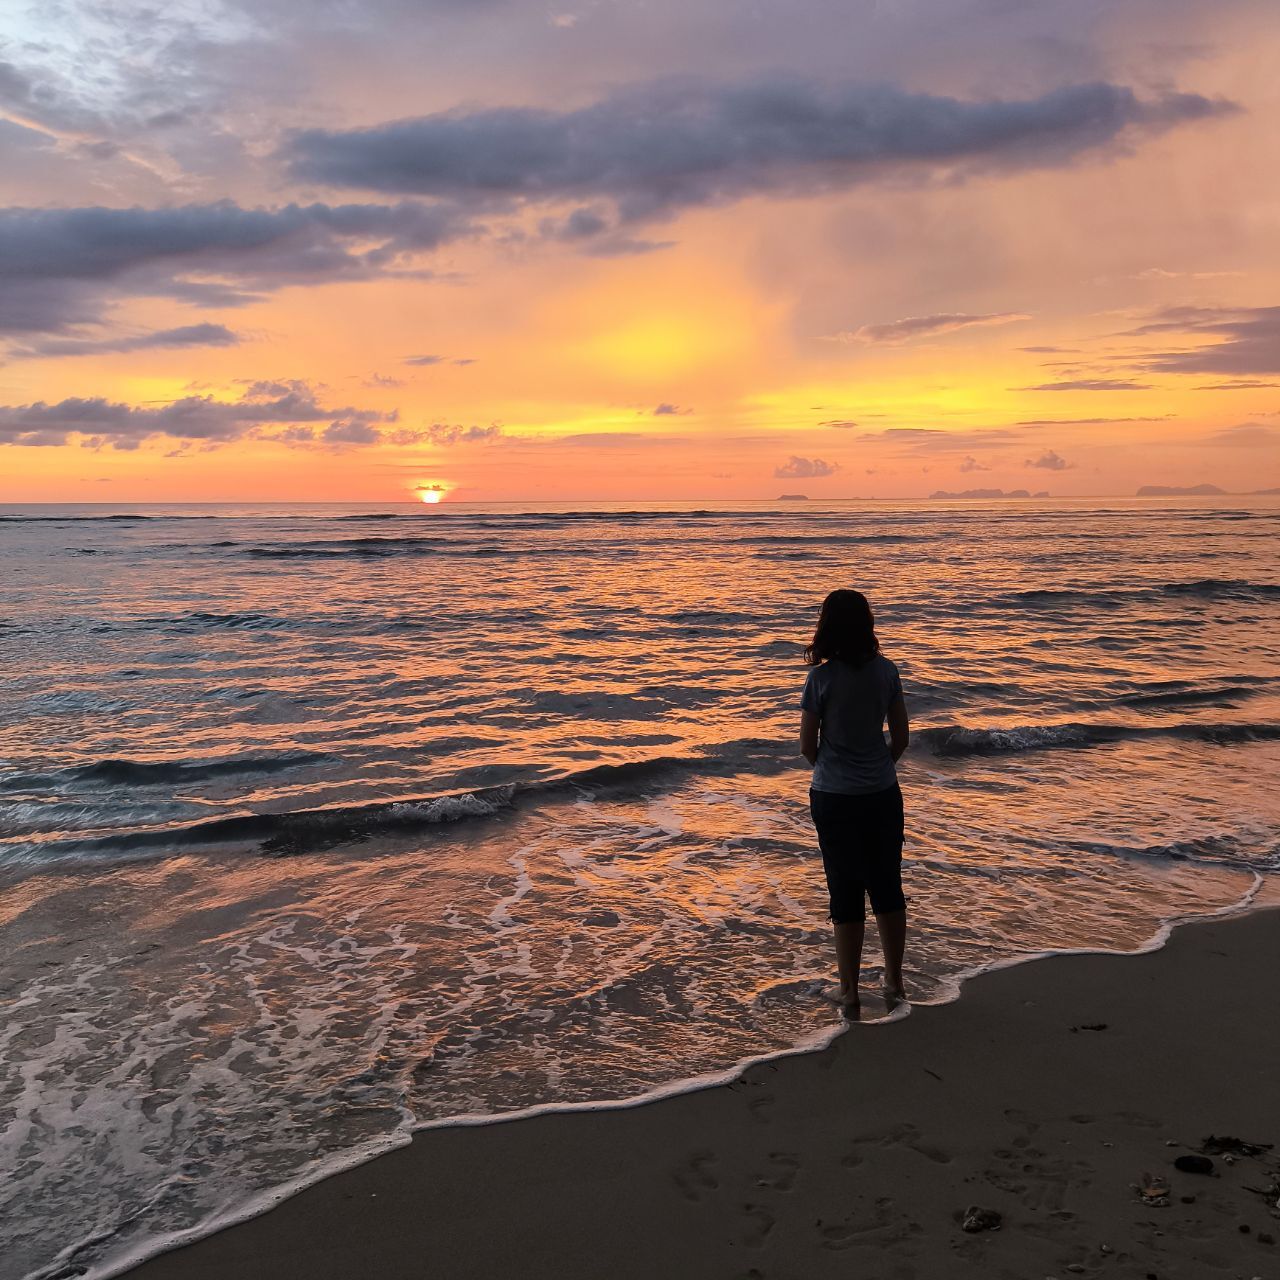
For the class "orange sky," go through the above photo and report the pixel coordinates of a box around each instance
[1,0,1277,501]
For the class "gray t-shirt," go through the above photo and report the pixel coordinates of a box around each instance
[800,655,902,795]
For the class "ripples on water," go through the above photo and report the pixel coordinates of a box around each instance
[2,499,1278,1278]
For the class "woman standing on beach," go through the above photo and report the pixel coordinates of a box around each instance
[799,588,910,1017]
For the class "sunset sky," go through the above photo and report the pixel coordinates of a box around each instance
[1,0,1277,501]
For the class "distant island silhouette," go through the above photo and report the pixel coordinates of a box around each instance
[929,488,1050,500]
[1136,483,1226,496]
[776,493,809,500]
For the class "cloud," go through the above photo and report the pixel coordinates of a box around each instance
[1016,378,1152,391]
[959,455,989,472]
[554,431,689,447]
[1134,306,1280,375]
[1201,422,1280,448]
[774,455,840,478]
[1016,416,1170,424]
[391,423,504,445]
[403,353,475,366]
[653,402,690,415]
[820,419,859,429]
[322,419,381,443]
[0,380,395,449]
[1025,449,1071,470]
[8,322,240,360]
[827,311,1030,344]
[1194,380,1280,390]
[282,77,1232,226]
[859,427,1018,451]
[0,200,473,335]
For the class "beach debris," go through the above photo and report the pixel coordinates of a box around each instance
[1202,1135,1272,1157]
[1181,1195,1196,1204]
[1258,1231,1275,1245]
[961,1205,1003,1233]
[1241,1173,1280,1208]
[1174,1155,1215,1175]
[1069,1022,1109,1033]
[1135,1173,1171,1206]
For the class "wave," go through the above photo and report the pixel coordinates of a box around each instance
[739,533,934,546]
[11,715,1278,864]
[10,738,786,862]
[917,720,1280,756]
[1114,683,1268,710]
[1,750,330,793]
[1008,579,1280,608]
[1063,832,1278,866]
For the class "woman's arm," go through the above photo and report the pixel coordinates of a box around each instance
[799,709,820,766]
[887,692,910,762]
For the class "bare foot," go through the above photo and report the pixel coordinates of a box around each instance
[880,984,907,1009]
[820,983,861,1017]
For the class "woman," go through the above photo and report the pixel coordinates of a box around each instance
[799,588,910,1016]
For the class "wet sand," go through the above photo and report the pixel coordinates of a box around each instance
[123,904,1280,1280]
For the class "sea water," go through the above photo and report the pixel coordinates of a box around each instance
[2,498,1278,1278]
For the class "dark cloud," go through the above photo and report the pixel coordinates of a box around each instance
[322,419,381,444]
[820,419,859,429]
[831,311,1029,344]
[774,455,839,478]
[0,380,395,449]
[1135,306,1280,375]
[1017,378,1152,391]
[653,403,688,415]
[1026,449,1071,470]
[283,77,1232,225]
[8,322,240,360]
[0,201,473,335]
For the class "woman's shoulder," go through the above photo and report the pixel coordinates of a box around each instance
[873,653,902,681]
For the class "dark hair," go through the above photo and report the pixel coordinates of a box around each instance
[804,588,880,667]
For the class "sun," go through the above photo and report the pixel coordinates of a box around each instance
[412,483,449,504]
[419,490,443,504]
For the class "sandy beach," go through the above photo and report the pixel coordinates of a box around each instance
[121,900,1280,1280]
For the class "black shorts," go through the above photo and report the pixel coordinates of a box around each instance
[809,783,906,923]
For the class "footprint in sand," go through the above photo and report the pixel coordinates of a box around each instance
[818,1196,921,1250]
[673,1152,720,1202]
[752,1152,800,1191]
[741,1203,776,1248]
[847,1121,952,1164]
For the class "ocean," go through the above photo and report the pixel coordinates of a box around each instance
[3,498,1278,1279]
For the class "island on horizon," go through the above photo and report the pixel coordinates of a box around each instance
[928,488,1050,500]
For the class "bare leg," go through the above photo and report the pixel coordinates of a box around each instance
[874,909,907,999]
[833,920,865,1012]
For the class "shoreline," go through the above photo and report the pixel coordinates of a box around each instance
[110,892,1280,1280]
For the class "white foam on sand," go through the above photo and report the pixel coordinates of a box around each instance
[78,876,1270,1280]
